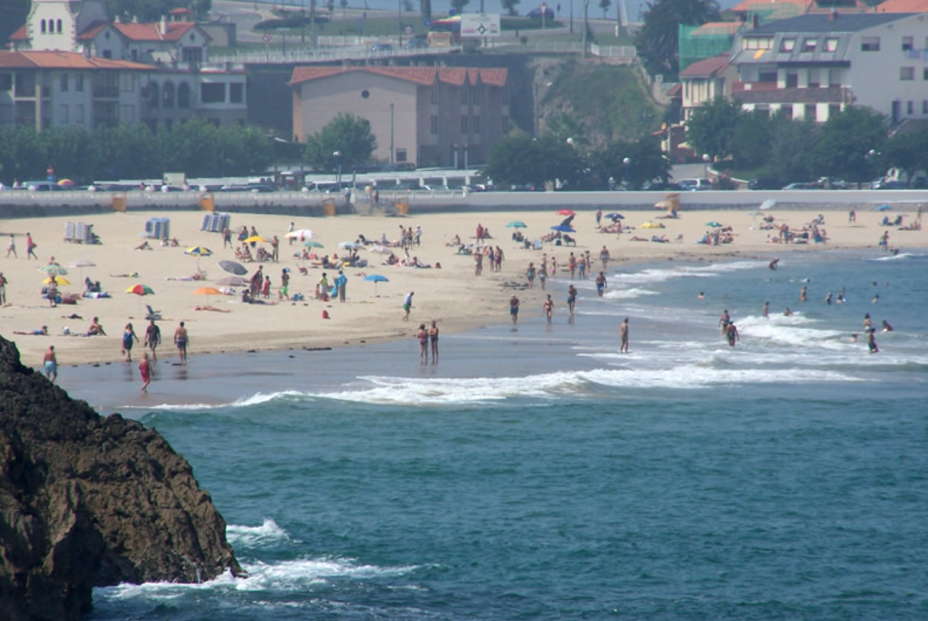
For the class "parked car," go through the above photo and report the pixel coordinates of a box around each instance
[870,178,907,190]
[527,6,556,18]
[405,37,428,49]
[748,176,781,190]
[781,182,820,190]
[642,181,684,192]
[677,178,712,191]
[370,42,393,52]
[24,181,65,192]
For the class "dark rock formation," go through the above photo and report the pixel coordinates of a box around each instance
[0,336,242,621]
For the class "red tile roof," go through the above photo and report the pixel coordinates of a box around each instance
[666,83,682,97]
[8,25,27,41]
[875,0,928,10]
[113,22,197,42]
[289,66,508,87]
[679,54,729,78]
[0,50,155,71]
[730,0,814,12]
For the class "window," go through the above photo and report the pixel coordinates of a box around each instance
[230,83,244,103]
[906,100,914,115]
[181,47,202,64]
[781,104,793,120]
[361,89,370,98]
[59,104,68,123]
[200,83,225,104]
[473,86,480,104]
[75,104,83,123]
[901,67,915,81]
[923,67,928,80]
[76,74,83,91]
[163,81,175,108]
[0,73,11,91]
[825,37,838,52]
[430,114,438,134]
[102,50,112,59]
[744,36,772,50]
[178,83,191,108]
[60,75,68,92]
[460,116,468,134]
[473,115,480,134]
[861,36,880,52]
[759,71,777,83]
[802,38,816,53]
[396,148,407,162]
[828,103,841,119]
[461,84,468,104]
[902,36,913,51]
[808,69,819,88]
[149,82,159,108]
[120,104,135,122]
[503,87,509,104]
[57,19,62,34]
[780,38,795,52]
[41,20,46,34]
[430,87,438,104]
[119,73,134,92]
[804,104,816,121]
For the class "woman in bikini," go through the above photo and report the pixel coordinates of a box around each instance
[417,324,429,364]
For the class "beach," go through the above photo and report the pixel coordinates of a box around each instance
[0,205,923,370]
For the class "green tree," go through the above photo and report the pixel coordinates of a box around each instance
[685,96,743,161]
[635,0,720,78]
[420,0,432,22]
[304,113,377,173]
[731,110,774,170]
[40,127,96,183]
[599,0,612,18]
[0,126,46,184]
[0,0,29,44]
[501,0,521,15]
[769,117,819,184]
[883,127,928,186]
[595,137,670,189]
[544,113,589,147]
[811,106,887,184]
[450,0,470,13]
[484,135,586,188]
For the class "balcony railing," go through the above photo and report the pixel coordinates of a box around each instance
[93,86,119,98]
[732,81,779,92]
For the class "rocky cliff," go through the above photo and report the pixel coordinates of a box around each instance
[0,336,242,621]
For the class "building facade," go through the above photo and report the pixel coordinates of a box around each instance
[679,54,738,120]
[2,0,246,132]
[729,12,928,124]
[289,66,509,168]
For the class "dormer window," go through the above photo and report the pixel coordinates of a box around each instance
[780,38,795,52]
[825,37,838,52]
[802,38,816,53]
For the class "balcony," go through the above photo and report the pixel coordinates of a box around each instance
[732,83,851,105]
[93,86,119,99]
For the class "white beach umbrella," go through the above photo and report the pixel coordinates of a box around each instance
[285,229,316,240]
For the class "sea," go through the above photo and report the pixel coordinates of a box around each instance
[57,248,928,621]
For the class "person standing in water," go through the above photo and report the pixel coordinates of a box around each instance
[429,321,439,364]
[763,301,770,318]
[799,285,807,302]
[417,324,428,364]
[510,294,520,325]
[174,321,189,363]
[726,322,739,348]
[543,295,554,323]
[866,327,879,353]
[620,317,629,353]
[139,352,152,392]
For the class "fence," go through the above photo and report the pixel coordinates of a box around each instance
[210,45,461,65]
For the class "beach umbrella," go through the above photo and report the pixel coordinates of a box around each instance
[185,245,213,270]
[367,245,392,254]
[550,225,575,233]
[217,276,249,287]
[760,199,777,211]
[641,222,662,229]
[126,284,154,296]
[219,260,248,276]
[506,221,527,228]
[286,229,316,240]
[193,286,223,308]
[57,179,75,187]
[654,200,673,209]
[69,259,95,280]
[557,209,576,216]
[43,276,70,286]
[244,235,269,243]
[876,204,891,211]
[604,213,624,220]
[303,240,324,248]
[339,241,362,249]
[364,274,389,295]
[706,221,723,228]
[39,264,68,276]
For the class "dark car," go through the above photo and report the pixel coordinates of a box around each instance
[370,43,393,52]
[405,37,428,49]
[871,179,906,190]
[748,176,781,190]
[641,181,684,192]
[527,6,555,19]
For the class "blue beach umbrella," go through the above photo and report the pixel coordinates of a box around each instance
[875,204,891,211]
[506,221,527,228]
[706,221,723,228]
[185,245,213,270]
[364,274,389,295]
[604,213,624,220]
[551,225,575,233]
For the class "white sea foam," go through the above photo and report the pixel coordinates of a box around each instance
[609,260,763,286]
[602,287,660,300]
[873,252,926,261]
[227,519,292,548]
[123,390,312,412]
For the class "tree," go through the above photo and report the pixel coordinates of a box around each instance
[770,118,820,184]
[811,106,887,184]
[883,127,928,186]
[685,97,743,161]
[501,0,520,16]
[484,135,586,189]
[731,110,775,170]
[599,0,612,18]
[450,0,470,13]
[420,0,432,22]
[635,0,720,78]
[595,137,670,189]
[304,113,377,173]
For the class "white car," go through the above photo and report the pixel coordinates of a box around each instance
[678,178,712,191]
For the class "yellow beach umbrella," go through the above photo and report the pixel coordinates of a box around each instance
[244,235,268,243]
[44,276,70,286]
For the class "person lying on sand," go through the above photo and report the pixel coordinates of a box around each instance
[195,305,231,313]
[110,272,140,278]
[135,241,153,250]
[13,326,48,335]
[630,236,648,242]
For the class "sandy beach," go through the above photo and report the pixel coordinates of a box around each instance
[0,205,923,368]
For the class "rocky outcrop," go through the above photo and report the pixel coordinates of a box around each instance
[0,336,242,621]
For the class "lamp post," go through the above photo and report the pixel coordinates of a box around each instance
[623,157,630,188]
[702,153,710,178]
[541,2,547,29]
[582,0,589,58]
[333,151,341,185]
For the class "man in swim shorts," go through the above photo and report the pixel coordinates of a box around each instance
[174,321,188,363]
[403,291,414,322]
[43,345,57,382]
[620,317,629,353]
[510,294,520,325]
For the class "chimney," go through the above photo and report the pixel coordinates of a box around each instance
[161,16,168,35]
[751,13,759,29]
[830,7,837,19]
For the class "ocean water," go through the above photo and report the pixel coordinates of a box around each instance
[66,249,928,620]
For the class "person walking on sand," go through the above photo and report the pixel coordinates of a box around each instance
[429,320,439,363]
[174,321,188,363]
[122,323,139,361]
[336,270,347,302]
[26,233,38,260]
[600,246,610,270]
[526,262,536,288]
[403,291,414,321]
[595,271,607,297]
[417,324,429,363]
[43,345,57,382]
[543,294,554,323]
[620,317,629,353]
[139,352,152,392]
[144,319,161,360]
[288,222,295,245]
[6,234,16,258]
[510,294,520,325]
[280,268,290,301]
[474,251,483,276]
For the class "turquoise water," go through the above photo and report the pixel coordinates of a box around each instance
[73,250,928,620]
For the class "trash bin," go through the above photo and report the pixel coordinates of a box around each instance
[322,199,336,217]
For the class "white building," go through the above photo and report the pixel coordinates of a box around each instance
[1,0,246,131]
[729,12,928,124]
